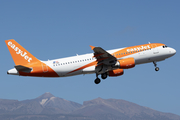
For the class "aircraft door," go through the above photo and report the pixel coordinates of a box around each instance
[151,44,159,54]
[42,63,48,72]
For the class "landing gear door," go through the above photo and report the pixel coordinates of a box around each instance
[151,44,159,54]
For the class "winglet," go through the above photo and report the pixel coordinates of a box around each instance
[90,45,95,50]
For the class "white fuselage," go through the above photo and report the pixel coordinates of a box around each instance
[42,45,176,77]
[6,40,176,81]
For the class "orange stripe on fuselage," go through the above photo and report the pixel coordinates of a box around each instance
[19,62,59,77]
[67,43,164,74]
[67,61,97,74]
[113,43,164,58]
[5,39,59,77]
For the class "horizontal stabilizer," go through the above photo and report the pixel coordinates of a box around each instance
[14,65,32,73]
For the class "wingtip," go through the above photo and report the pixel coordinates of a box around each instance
[90,45,95,50]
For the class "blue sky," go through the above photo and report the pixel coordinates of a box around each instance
[1,0,180,115]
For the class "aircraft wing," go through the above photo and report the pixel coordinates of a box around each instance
[14,65,32,73]
[90,45,117,65]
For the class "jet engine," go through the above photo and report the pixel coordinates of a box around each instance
[108,69,124,77]
[112,57,135,69]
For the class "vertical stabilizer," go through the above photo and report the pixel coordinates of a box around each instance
[5,39,40,65]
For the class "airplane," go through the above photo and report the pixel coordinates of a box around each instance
[5,39,176,84]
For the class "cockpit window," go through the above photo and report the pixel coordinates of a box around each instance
[162,45,168,48]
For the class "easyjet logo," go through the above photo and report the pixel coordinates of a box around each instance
[127,45,151,52]
[8,41,32,62]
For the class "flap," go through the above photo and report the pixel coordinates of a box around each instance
[90,45,117,65]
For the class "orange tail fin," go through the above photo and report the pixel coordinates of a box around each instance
[5,39,40,65]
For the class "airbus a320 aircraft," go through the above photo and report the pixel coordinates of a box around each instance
[5,39,176,84]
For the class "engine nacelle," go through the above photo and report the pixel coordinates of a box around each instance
[108,69,124,77]
[113,57,135,69]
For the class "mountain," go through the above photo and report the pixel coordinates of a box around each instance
[0,93,179,120]
[36,92,82,114]
[0,92,82,115]
[73,97,180,120]
[22,92,82,114]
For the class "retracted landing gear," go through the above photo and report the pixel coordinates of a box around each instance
[153,61,159,71]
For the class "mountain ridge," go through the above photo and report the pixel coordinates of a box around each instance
[0,92,179,120]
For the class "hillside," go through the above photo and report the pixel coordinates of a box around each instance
[0,92,179,120]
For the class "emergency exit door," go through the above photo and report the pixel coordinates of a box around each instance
[42,63,48,72]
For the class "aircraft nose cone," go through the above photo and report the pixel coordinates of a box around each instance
[169,48,176,56]
[172,48,176,55]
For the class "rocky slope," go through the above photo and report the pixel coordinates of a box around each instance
[0,93,179,120]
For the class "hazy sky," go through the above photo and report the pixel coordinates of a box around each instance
[1,0,180,115]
